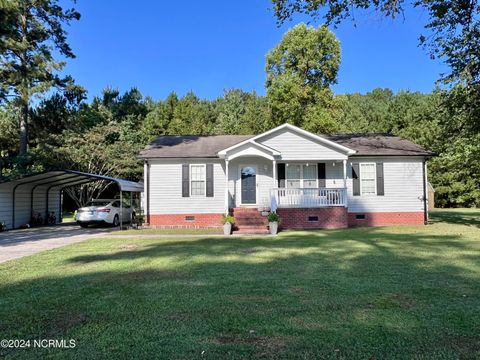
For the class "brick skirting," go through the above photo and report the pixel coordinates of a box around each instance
[148,213,223,228]
[348,212,425,227]
[277,207,348,230]
[147,210,425,229]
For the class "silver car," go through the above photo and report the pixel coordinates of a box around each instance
[76,199,134,228]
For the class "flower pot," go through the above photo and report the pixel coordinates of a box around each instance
[223,222,232,235]
[269,221,278,235]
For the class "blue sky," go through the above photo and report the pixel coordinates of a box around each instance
[61,0,446,100]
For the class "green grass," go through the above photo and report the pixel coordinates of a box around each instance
[61,211,76,223]
[116,227,223,235]
[0,209,479,359]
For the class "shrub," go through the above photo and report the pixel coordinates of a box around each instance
[221,214,235,224]
[268,212,280,222]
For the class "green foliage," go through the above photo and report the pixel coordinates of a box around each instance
[221,214,235,224]
[266,24,341,130]
[267,212,280,222]
[0,0,81,155]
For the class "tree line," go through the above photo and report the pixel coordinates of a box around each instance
[0,84,477,207]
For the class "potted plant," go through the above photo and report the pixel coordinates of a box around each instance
[222,214,235,235]
[268,212,280,235]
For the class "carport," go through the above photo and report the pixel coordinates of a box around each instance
[0,170,143,230]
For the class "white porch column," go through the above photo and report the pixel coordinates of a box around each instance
[272,159,277,188]
[224,159,229,213]
[343,159,348,207]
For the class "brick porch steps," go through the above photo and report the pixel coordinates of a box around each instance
[231,208,269,234]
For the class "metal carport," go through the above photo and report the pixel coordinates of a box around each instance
[0,170,143,230]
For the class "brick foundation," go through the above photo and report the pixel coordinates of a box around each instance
[277,207,348,230]
[148,213,223,228]
[348,212,425,227]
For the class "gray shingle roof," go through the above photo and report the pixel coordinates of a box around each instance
[138,135,254,158]
[138,133,434,158]
[326,134,435,156]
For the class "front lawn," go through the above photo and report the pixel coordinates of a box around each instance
[0,209,479,359]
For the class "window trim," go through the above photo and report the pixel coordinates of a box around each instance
[359,162,377,196]
[189,164,207,197]
[285,163,318,189]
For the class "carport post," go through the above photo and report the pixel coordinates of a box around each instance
[120,190,123,229]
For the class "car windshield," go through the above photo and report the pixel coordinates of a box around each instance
[86,201,111,207]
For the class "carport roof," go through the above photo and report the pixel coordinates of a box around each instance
[0,170,143,192]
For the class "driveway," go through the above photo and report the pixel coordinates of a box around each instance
[0,224,115,264]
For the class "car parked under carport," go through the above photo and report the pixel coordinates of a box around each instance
[0,170,143,230]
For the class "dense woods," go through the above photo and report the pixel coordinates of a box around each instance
[0,85,478,207]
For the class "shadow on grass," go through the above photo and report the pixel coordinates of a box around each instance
[0,225,479,359]
[429,208,480,228]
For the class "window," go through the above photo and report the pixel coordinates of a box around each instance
[360,163,376,195]
[285,164,318,188]
[286,164,301,188]
[302,164,317,188]
[190,164,206,196]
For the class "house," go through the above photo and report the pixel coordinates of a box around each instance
[138,123,435,232]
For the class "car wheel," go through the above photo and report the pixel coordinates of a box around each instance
[79,223,89,228]
[113,215,120,227]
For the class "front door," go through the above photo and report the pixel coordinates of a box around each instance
[241,166,256,204]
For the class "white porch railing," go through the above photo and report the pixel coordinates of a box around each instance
[270,187,347,211]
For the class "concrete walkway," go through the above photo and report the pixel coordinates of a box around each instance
[0,224,115,264]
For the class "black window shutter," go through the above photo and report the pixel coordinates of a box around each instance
[352,163,360,196]
[376,163,384,196]
[317,163,326,188]
[206,164,214,197]
[182,164,189,197]
[277,163,286,188]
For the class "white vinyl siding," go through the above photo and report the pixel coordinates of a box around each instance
[360,163,376,195]
[190,164,206,196]
[347,157,425,213]
[257,128,348,161]
[149,159,225,214]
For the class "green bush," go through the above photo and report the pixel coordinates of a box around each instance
[268,212,280,222]
[221,214,235,224]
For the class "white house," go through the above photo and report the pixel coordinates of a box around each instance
[139,123,435,233]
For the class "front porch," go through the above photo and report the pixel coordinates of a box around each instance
[217,126,353,232]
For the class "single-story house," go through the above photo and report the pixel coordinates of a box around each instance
[139,123,435,233]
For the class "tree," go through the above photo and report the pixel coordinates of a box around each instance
[265,23,341,130]
[0,0,80,156]
[167,92,215,135]
[271,1,480,83]
[141,92,178,141]
[53,123,142,208]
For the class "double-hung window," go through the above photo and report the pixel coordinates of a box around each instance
[360,163,376,195]
[190,164,206,196]
[286,164,318,188]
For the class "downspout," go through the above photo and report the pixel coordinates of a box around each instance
[422,160,428,225]
[145,161,150,225]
